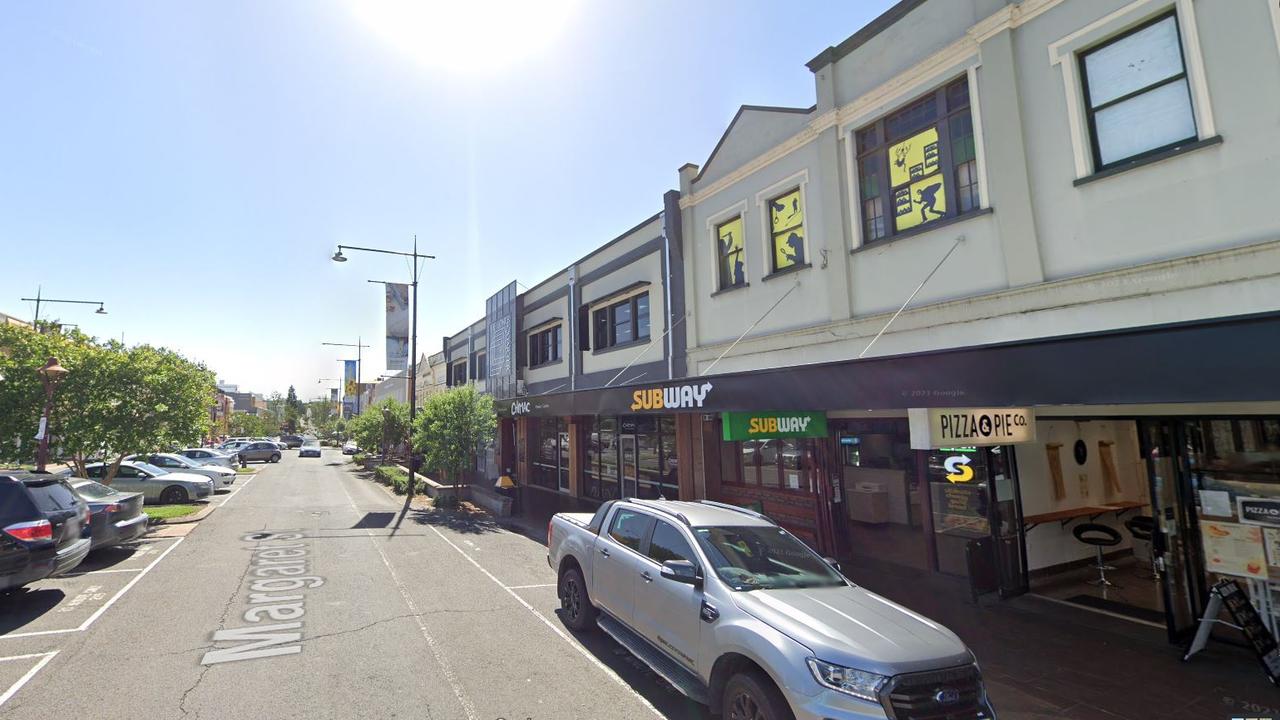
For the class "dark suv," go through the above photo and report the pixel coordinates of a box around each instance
[280,435,304,449]
[238,441,282,464]
[0,472,92,591]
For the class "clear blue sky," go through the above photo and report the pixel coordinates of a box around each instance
[1,0,893,399]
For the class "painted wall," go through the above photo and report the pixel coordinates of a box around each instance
[1015,419,1149,571]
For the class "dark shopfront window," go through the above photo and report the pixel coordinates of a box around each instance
[834,419,930,571]
[584,415,678,501]
[531,417,569,492]
[720,438,816,493]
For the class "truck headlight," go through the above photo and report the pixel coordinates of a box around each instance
[806,658,887,702]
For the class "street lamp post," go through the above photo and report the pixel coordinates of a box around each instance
[21,287,107,330]
[332,237,434,498]
[322,340,369,414]
[35,357,69,472]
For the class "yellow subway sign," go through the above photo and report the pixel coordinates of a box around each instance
[722,411,827,441]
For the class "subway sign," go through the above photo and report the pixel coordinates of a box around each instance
[722,411,828,441]
[908,407,1035,449]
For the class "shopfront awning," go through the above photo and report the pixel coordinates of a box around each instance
[498,311,1280,417]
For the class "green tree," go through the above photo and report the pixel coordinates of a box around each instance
[413,385,495,504]
[0,325,215,483]
[306,399,335,429]
[229,411,278,438]
[348,398,409,461]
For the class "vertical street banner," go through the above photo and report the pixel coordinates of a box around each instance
[342,360,357,417]
[485,281,519,399]
[385,283,410,371]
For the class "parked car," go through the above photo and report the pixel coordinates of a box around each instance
[280,434,305,448]
[0,471,92,591]
[178,447,236,468]
[68,479,148,550]
[126,453,236,487]
[299,442,322,458]
[237,441,282,464]
[78,462,213,504]
[218,440,251,453]
[342,442,359,455]
[548,499,993,720]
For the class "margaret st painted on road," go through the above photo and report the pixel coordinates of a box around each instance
[201,530,325,666]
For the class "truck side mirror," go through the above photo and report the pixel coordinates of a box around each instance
[661,560,702,588]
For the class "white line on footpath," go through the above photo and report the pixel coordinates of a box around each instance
[335,475,478,720]
[426,525,664,718]
[1,537,185,640]
[0,651,57,708]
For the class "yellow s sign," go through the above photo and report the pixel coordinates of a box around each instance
[944,455,974,484]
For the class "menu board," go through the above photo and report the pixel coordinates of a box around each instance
[1201,521,1267,579]
[1215,579,1280,685]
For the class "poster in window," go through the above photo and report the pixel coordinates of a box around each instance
[888,127,940,188]
[717,217,745,286]
[773,225,805,271]
[1201,521,1267,579]
[769,189,804,233]
[893,176,947,232]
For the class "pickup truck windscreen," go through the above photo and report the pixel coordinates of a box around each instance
[694,526,845,591]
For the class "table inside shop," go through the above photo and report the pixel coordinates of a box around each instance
[1022,501,1147,532]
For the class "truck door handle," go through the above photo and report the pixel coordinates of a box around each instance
[599,548,610,558]
[640,571,652,583]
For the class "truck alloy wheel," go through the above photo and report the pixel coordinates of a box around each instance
[558,568,594,631]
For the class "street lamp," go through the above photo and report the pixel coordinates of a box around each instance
[322,340,369,414]
[35,357,69,472]
[20,287,108,328]
[331,238,434,498]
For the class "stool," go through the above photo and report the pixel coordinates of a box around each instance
[1124,515,1159,580]
[1073,523,1123,589]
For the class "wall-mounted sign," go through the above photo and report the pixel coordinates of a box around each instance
[630,382,713,412]
[1201,521,1267,579]
[908,407,1036,449]
[721,411,827,441]
[1239,497,1280,529]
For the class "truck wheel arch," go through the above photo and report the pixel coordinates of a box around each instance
[709,652,783,716]
[556,556,583,598]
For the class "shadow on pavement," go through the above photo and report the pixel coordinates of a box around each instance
[74,542,148,573]
[0,587,66,634]
[352,512,395,529]
[404,507,504,535]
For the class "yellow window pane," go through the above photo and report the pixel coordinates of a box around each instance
[769,189,803,233]
[717,217,743,255]
[888,127,941,189]
[773,225,805,270]
[893,175,946,232]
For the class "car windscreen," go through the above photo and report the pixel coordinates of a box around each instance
[72,480,116,500]
[26,478,81,512]
[134,462,169,476]
[693,525,845,591]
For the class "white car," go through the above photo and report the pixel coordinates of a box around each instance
[127,453,237,488]
[79,462,214,504]
[178,447,236,468]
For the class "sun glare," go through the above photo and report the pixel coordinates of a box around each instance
[350,0,580,74]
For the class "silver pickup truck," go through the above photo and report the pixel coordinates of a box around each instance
[548,499,995,720]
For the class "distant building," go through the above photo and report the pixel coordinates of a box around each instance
[0,311,32,329]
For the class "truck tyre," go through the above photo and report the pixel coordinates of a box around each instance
[724,670,794,720]
[559,567,596,632]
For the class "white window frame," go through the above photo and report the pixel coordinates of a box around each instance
[1271,0,1280,62]
[1049,0,1216,179]
[705,199,750,293]
[753,169,811,276]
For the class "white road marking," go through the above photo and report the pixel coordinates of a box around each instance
[504,583,556,590]
[215,472,257,504]
[426,525,664,718]
[60,567,144,577]
[1,537,184,640]
[0,651,57,708]
[335,475,478,720]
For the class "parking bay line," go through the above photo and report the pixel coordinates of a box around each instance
[425,525,664,719]
[1,537,185,640]
[0,651,57,708]
[60,567,144,578]
[504,583,555,590]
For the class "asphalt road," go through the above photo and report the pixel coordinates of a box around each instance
[0,450,710,720]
